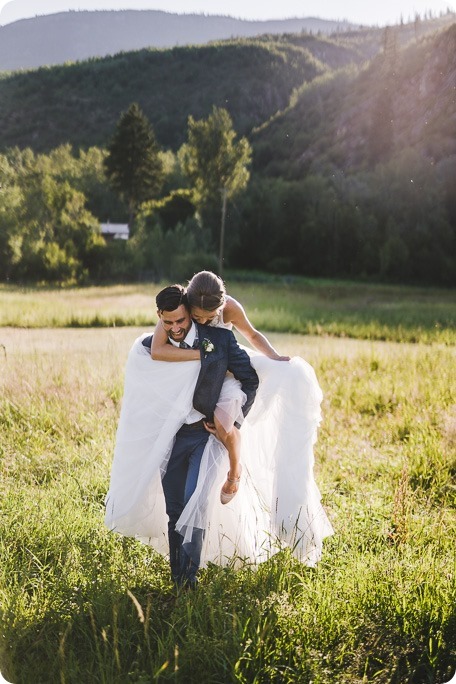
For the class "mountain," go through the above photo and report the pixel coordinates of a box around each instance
[252,18,456,175]
[0,9,358,72]
[0,11,453,159]
[0,34,364,153]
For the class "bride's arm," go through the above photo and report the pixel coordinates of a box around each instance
[151,319,200,361]
[225,296,290,361]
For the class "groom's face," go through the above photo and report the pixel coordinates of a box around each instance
[159,304,192,344]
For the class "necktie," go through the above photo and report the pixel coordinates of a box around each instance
[180,338,199,349]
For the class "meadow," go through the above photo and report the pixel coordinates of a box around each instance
[0,279,455,683]
[0,277,455,344]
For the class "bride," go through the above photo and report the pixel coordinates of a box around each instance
[105,272,333,570]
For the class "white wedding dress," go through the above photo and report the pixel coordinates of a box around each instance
[105,320,333,568]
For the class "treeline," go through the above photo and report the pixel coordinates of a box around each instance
[1,138,454,286]
[0,105,243,284]
[230,151,455,284]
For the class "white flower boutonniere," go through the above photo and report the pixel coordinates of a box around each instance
[202,338,215,358]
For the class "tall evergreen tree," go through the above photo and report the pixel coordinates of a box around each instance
[104,103,164,228]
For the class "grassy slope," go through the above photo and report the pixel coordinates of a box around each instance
[0,326,454,683]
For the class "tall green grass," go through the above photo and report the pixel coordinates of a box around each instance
[1,328,455,683]
[0,278,455,344]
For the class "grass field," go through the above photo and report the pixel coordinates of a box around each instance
[0,281,455,683]
[0,277,455,344]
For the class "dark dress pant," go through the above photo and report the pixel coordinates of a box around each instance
[161,422,209,586]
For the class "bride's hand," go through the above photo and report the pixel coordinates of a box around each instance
[204,420,236,449]
[203,420,218,436]
[269,353,291,361]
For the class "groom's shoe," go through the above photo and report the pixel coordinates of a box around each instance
[220,470,241,505]
[185,577,199,591]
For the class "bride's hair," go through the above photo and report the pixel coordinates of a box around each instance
[187,271,226,311]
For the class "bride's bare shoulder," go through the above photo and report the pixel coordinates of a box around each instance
[223,295,246,324]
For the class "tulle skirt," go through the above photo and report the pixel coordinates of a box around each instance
[105,333,333,567]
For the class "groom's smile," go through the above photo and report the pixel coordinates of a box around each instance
[169,326,187,342]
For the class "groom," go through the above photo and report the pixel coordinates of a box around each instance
[142,284,259,588]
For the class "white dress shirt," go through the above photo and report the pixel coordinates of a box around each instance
[169,321,205,424]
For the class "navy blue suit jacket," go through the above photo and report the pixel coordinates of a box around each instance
[193,323,259,423]
[142,324,259,424]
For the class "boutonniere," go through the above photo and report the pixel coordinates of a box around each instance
[202,338,215,358]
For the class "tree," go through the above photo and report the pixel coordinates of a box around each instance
[104,103,164,228]
[0,156,23,281]
[0,147,103,283]
[179,106,251,274]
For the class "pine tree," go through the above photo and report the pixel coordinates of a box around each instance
[104,103,164,228]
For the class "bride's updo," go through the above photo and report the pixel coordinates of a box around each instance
[187,271,226,311]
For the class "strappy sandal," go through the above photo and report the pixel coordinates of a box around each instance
[220,470,241,505]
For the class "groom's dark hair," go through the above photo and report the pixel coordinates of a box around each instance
[156,284,188,313]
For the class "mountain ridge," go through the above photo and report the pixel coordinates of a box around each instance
[0,9,359,72]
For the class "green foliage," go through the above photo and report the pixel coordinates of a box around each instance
[68,146,127,222]
[180,107,251,205]
[0,147,104,283]
[179,106,252,265]
[142,189,196,232]
[232,149,456,285]
[0,39,330,153]
[131,211,218,283]
[252,21,456,176]
[0,137,216,285]
[104,103,164,224]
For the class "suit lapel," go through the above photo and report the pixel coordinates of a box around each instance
[196,324,221,363]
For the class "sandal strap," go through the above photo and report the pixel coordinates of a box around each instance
[226,471,241,483]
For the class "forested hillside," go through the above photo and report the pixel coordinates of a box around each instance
[232,20,455,284]
[0,37,359,152]
[0,12,454,286]
[253,22,456,175]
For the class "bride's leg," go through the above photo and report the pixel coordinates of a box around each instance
[212,415,242,503]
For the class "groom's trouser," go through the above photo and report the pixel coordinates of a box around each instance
[162,421,209,585]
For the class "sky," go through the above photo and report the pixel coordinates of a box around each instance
[0,0,454,26]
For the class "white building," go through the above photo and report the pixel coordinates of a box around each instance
[100,222,129,240]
